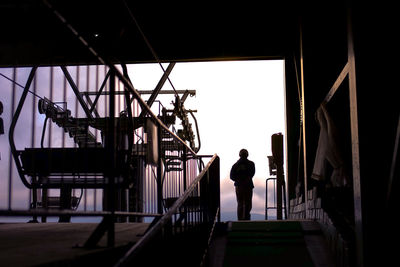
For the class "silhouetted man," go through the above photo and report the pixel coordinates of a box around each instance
[230,149,255,220]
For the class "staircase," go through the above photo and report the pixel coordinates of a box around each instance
[208,220,334,267]
[38,98,102,147]
[161,128,184,172]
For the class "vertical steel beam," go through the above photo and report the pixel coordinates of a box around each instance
[299,23,309,216]
[347,8,364,267]
[30,74,37,210]
[157,125,163,214]
[48,67,53,147]
[107,70,116,247]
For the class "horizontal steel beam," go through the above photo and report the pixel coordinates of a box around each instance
[0,209,162,217]
[81,89,196,96]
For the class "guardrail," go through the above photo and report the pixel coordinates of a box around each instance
[115,154,220,267]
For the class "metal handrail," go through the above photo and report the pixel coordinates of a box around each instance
[114,154,220,267]
[265,177,277,220]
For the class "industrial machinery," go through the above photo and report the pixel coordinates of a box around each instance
[8,64,201,223]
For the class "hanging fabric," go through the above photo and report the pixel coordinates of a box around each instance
[311,103,349,187]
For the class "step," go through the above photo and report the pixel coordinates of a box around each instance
[166,167,183,172]
[208,220,334,267]
[166,160,181,166]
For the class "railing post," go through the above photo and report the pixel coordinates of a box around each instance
[209,156,220,223]
[107,69,116,247]
[183,146,187,191]
[157,125,163,215]
[182,147,188,229]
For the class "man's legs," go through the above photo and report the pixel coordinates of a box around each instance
[236,186,253,220]
[244,189,253,220]
[236,186,245,220]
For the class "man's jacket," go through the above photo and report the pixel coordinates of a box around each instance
[230,158,255,188]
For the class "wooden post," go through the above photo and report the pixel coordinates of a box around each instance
[347,8,364,267]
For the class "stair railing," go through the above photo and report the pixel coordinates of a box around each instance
[114,154,220,267]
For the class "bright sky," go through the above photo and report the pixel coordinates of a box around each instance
[128,60,285,220]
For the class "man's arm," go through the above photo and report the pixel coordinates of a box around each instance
[230,164,237,181]
[250,162,255,178]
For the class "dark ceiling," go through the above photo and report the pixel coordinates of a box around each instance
[0,0,348,67]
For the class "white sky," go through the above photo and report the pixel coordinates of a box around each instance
[128,60,285,219]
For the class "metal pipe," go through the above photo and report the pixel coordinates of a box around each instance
[9,67,38,189]
[157,126,163,214]
[48,67,53,148]
[299,22,309,216]
[265,177,277,220]
[107,70,116,247]
[29,73,37,210]
[8,68,17,209]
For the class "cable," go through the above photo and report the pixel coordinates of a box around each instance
[0,71,66,112]
[74,188,84,210]
[0,72,43,100]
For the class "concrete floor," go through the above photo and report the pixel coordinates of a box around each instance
[0,222,149,266]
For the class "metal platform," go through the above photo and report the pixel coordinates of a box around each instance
[0,222,149,266]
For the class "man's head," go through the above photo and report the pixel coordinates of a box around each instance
[239,149,249,159]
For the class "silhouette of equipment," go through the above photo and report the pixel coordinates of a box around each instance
[267,133,287,220]
[9,66,201,227]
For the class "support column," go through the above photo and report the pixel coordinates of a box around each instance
[299,24,309,216]
[107,70,116,247]
[347,9,364,267]
[157,126,163,215]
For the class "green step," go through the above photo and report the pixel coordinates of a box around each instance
[223,221,314,267]
[230,221,303,232]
